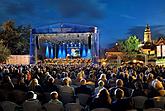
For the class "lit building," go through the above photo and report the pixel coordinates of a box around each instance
[140,24,156,55]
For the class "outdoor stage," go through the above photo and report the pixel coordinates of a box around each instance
[30,23,99,64]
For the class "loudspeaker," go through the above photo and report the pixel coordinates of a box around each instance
[88,34,91,49]
[36,36,40,49]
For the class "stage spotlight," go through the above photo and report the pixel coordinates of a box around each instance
[46,45,49,58]
[50,47,54,58]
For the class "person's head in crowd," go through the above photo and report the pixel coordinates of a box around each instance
[114,88,124,99]
[50,91,59,100]
[111,73,116,79]
[99,74,107,81]
[26,91,37,100]
[153,80,164,90]
[48,77,55,84]
[28,78,39,90]
[97,88,111,104]
[116,79,124,87]
[134,81,143,90]
[156,76,163,82]
[80,79,86,85]
[4,69,10,74]
[148,73,154,80]
[119,72,125,79]
[63,78,70,86]
[45,72,50,77]
[98,80,105,87]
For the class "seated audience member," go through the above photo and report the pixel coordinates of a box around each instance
[49,91,63,105]
[23,91,41,111]
[61,72,72,85]
[43,77,58,93]
[0,75,14,90]
[94,80,105,95]
[59,78,75,104]
[90,88,111,110]
[75,79,93,95]
[109,79,130,99]
[108,73,117,88]
[15,77,28,91]
[59,78,74,94]
[148,79,165,97]
[132,81,146,97]
[111,88,133,111]
[98,74,107,84]
[43,91,64,111]
[28,78,43,93]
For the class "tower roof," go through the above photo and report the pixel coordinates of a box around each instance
[145,24,151,32]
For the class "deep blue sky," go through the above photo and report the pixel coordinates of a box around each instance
[0,0,165,48]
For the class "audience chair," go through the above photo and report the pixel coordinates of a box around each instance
[65,103,82,111]
[22,100,42,111]
[132,96,148,109]
[0,101,19,111]
[43,102,64,111]
[60,92,75,105]
[77,94,90,106]
[91,108,111,111]
[152,96,165,109]
[143,108,163,111]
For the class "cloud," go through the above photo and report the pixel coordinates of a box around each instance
[46,0,107,19]
[0,0,35,16]
[127,25,165,40]
[120,14,136,19]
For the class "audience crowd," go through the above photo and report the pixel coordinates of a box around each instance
[0,63,164,111]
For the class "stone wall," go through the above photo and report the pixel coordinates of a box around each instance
[6,55,30,64]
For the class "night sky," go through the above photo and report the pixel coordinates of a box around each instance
[0,0,165,48]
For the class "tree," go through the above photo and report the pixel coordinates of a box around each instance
[15,25,31,54]
[0,20,31,54]
[118,35,141,54]
[0,20,19,54]
[0,40,10,63]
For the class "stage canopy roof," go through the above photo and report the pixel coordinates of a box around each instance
[32,23,97,34]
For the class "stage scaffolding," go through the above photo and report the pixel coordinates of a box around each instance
[30,23,99,64]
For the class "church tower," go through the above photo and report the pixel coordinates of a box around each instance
[144,24,152,43]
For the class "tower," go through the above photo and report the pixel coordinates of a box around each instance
[144,24,152,43]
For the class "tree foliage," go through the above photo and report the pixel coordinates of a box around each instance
[0,40,10,63]
[118,35,141,54]
[0,20,31,55]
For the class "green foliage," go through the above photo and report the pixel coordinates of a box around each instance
[0,41,10,63]
[0,20,31,55]
[118,35,141,54]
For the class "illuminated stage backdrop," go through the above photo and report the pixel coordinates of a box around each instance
[30,23,99,64]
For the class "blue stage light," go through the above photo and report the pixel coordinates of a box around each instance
[58,45,62,58]
[82,45,86,57]
[62,45,66,58]
[87,49,91,58]
[46,45,49,58]
[50,47,54,58]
